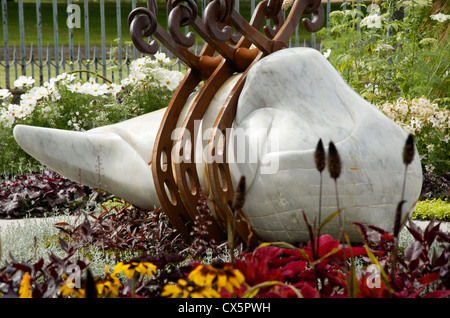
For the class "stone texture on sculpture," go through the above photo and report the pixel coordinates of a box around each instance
[13,48,422,243]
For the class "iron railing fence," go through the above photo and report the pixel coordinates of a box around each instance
[0,0,360,89]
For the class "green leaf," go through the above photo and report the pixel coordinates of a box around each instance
[344,233,358,298]
[318,209,343,231]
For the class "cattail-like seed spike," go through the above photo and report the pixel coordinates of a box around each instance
[393,200,405,238]
[231,176,246,212]
[314,139,326,172]
[328,141,341,179]
[403,134,415,165]
[85,269,98,298]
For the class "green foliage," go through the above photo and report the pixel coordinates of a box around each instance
[320,0,449,104]
[413,198,450,221]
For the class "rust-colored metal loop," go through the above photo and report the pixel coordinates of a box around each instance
[128,0,324,246]
[206,0,324,247]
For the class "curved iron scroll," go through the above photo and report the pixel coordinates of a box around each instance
[129,0,324,246]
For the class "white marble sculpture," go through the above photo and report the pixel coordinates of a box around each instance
[13,48,423,242]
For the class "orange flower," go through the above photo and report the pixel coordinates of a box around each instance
[19,272,32,298]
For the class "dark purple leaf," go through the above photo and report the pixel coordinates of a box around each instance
[424,216,441,248]
[406,219,424,243]
[404,241,423,262]
[59,237,69,253]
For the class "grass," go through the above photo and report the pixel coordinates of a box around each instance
[0,1,344,47]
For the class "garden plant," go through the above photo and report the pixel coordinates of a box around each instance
[0,0,448,299]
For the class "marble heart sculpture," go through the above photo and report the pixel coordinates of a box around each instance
[13,48,422,242]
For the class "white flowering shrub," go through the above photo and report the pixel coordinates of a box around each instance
[318,0,449,175]
[376,96,449,174]
[0,53,183,173]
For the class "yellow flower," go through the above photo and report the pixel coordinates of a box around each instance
[60,284,85,298]
[60,266,122,298]
[95,265,122,298]
[113,261,157,279]
[188,259,245,294]
[59,276,85,298]
[19,272,32,298]
[161,279,220,298]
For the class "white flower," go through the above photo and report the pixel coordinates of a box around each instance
[360,13,382,29]
[19,96,37,112]
[109,83,123,95]
[0,109,15,128]
[14,76,35,88]
[367,3,380,13]
[121,71,146,86]
[158,69,184,91]
[431,13,450,23]
[425,164,435,173]
[0,89,11,99]
[56,72,76,84]
[364,83,380,96]
[28,86,49,100]
[66,82,83,93]
[375,43,394,52]
[14,104,30,119]
[131,57,154,71]
[281,0,293,11]
[322,49,331,59]
[154,52,171,64]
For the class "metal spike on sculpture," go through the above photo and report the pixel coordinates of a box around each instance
[13,0,423,247]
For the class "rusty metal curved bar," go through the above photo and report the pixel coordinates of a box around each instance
[130,0,225,242]
[167,0,198,48]
[149,47,224,242]
[128,0,324,245]
[172,1,276,243]
[206,0,325,246]
[128,7,159,54]
[204,0,286,54]
[302,0,324,33]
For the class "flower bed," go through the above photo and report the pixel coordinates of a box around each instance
[0,1,449,299]
[0,136,449,299]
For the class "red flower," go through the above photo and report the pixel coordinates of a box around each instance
[234,246,285,286]
[300,235,367,262]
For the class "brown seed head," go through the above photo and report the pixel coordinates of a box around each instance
[314,139,326,172]
[328,141,341,179]
[403,134,415,165]
[393,200,405,238]
[231,176,246,212]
